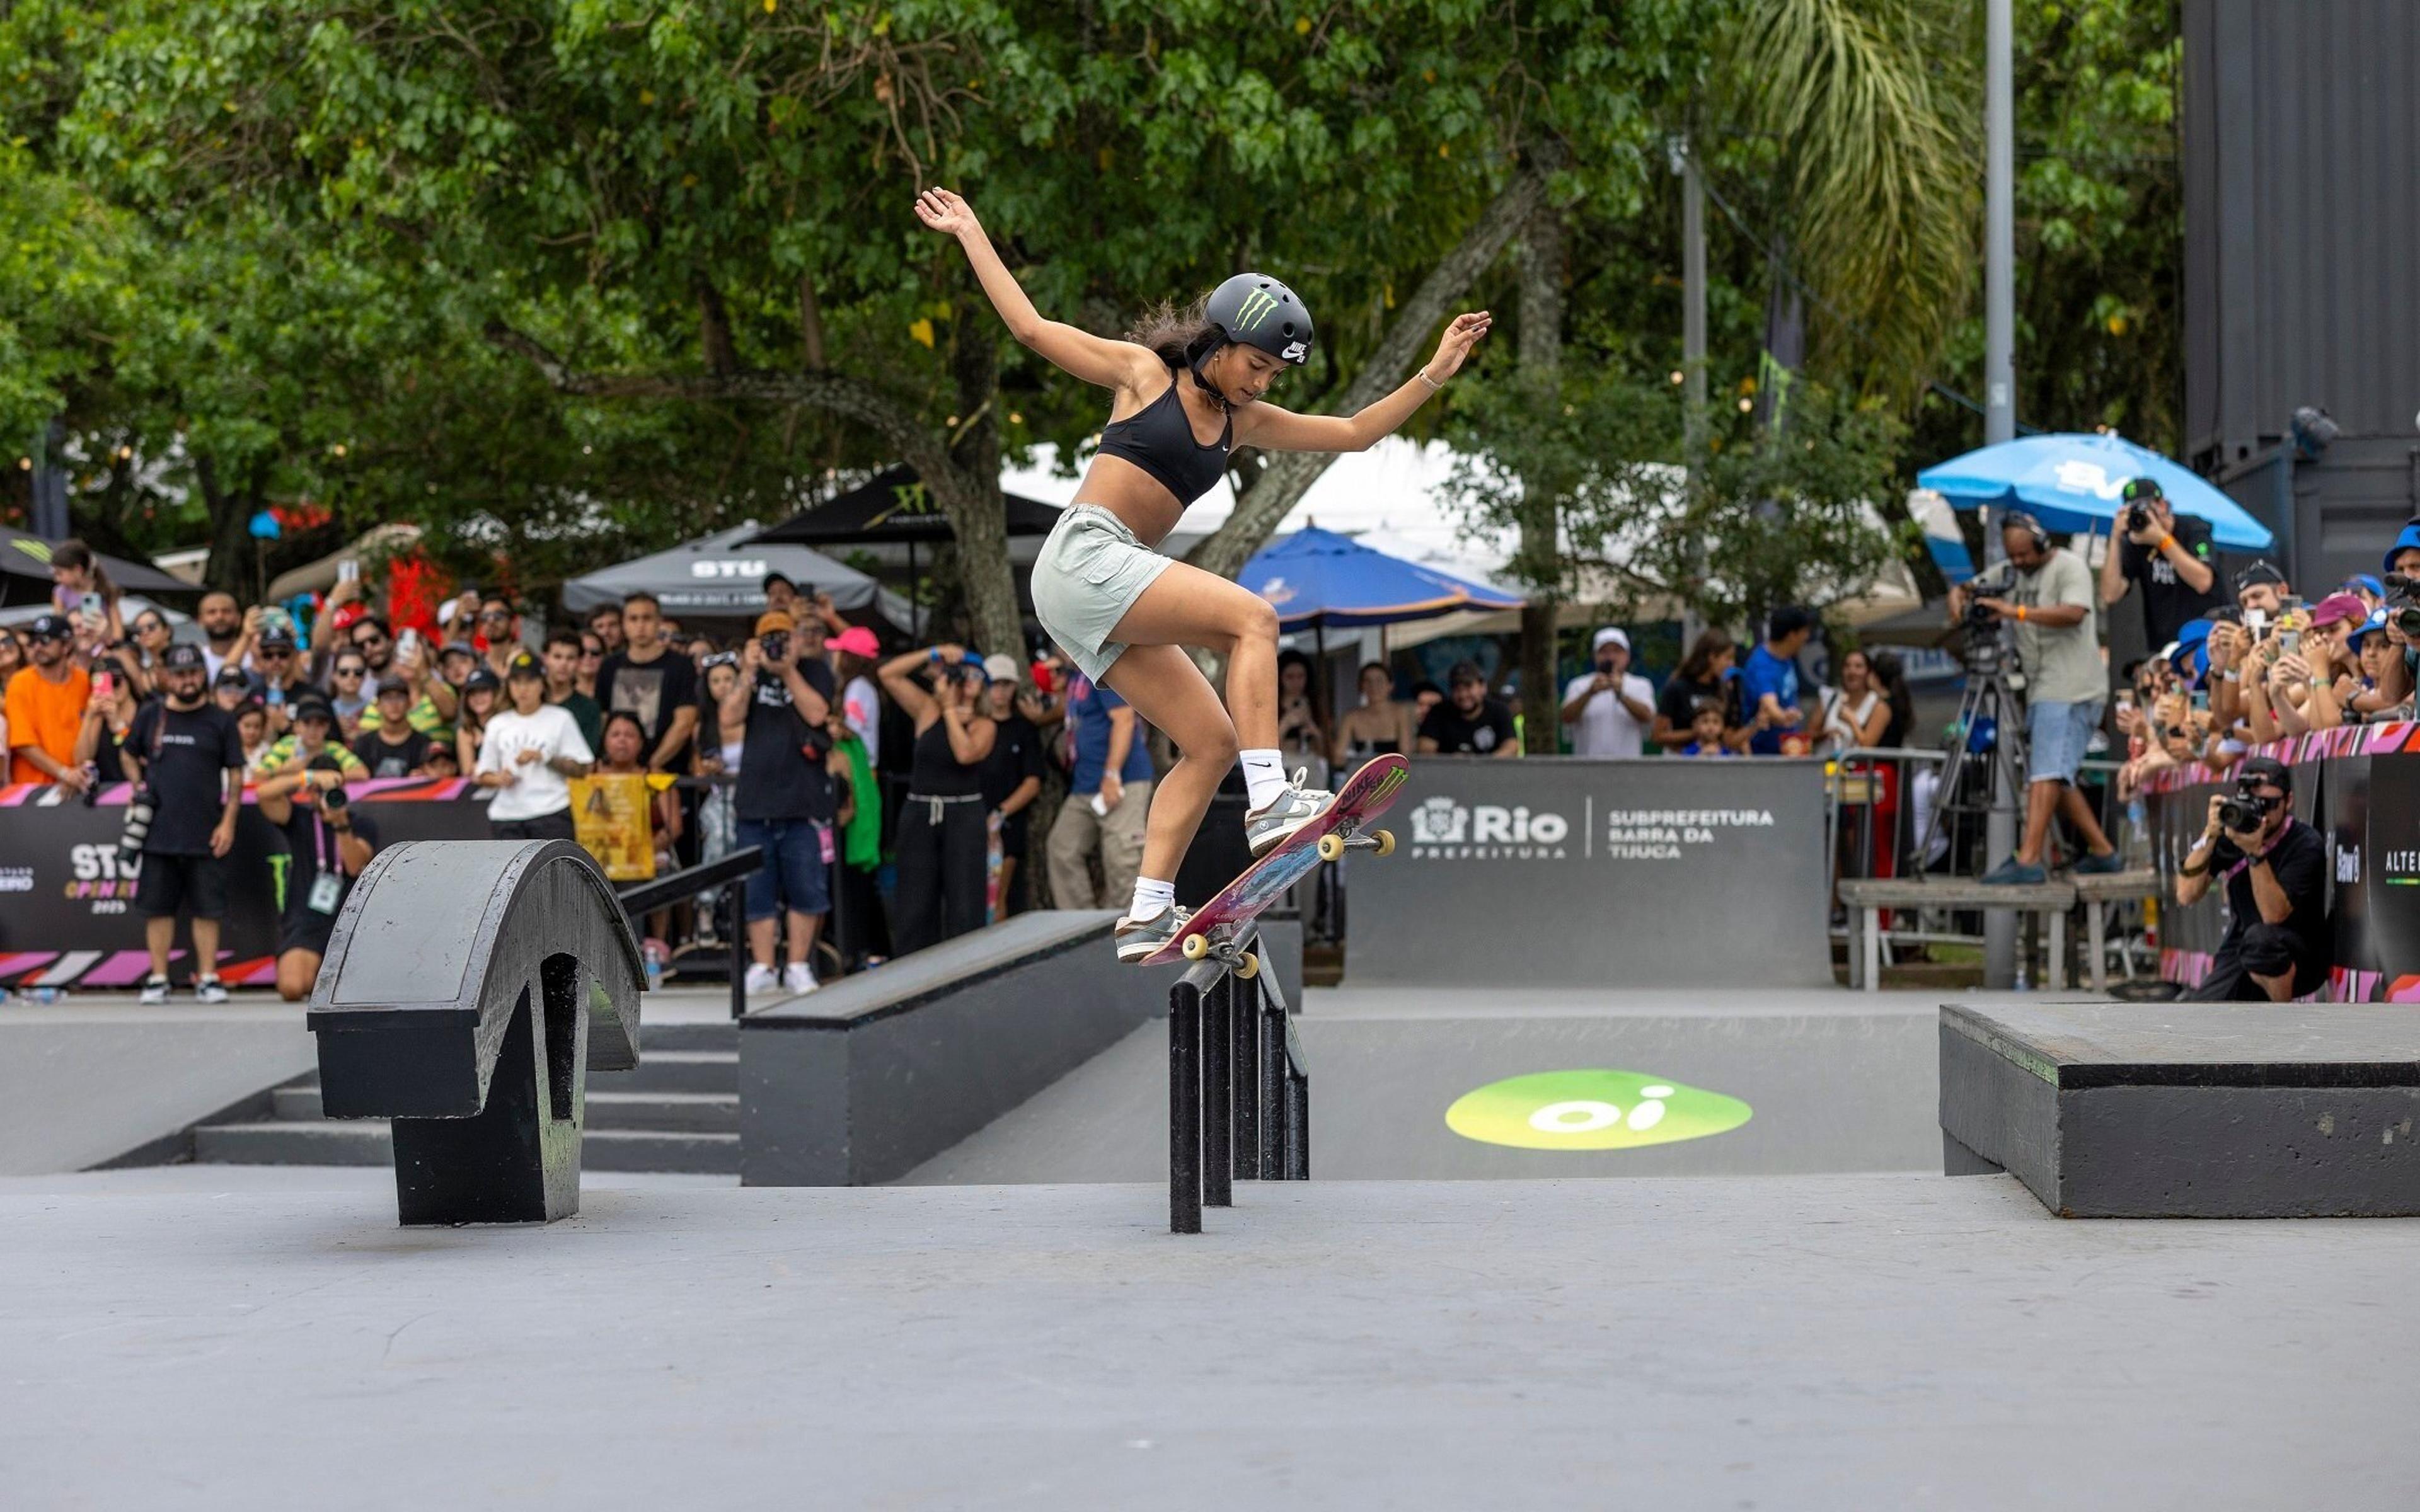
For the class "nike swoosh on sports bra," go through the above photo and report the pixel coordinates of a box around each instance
[1095,367,1232,505]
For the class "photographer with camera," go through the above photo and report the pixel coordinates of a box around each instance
[256,752,379,1001]
[720,610,838,995]
[2174,757,2326,1002]
[121,643,246,1005]
[1948,513,2123,884]
[2099,478,2220,650]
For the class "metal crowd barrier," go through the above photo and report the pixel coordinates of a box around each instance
[1168,929,1309,1235]
[613,845,763,1020]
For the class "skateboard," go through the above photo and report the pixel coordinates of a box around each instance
[1143,753,1412,976]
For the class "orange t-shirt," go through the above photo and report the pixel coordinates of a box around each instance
[5,665,93,784]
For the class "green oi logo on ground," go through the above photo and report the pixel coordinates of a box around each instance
[1445,1070,1752,1151]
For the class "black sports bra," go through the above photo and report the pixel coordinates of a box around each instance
[1096,367,1231,505]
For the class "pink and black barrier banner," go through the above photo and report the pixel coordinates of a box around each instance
[2143,720,2420,1000]
[0,777,493,990]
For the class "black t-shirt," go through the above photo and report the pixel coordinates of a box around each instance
[1419,696,1518,755]
[2211,818,2329,988]
[979,712,1046,815]
[351,728,434,780]
[1656,675,1726,743]
[2121,514,2224,647]
[736,662,836,823]
[599,648,700,770]
[122,700,242,856]
[274,804,380,922]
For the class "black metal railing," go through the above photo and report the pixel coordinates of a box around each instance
[1168,930,1308,1234]
[613,845,763,1020]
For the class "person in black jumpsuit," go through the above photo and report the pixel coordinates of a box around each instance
[877,643,996,954]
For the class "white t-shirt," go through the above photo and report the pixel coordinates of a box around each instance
[841,675,881,765]
[1561,671,1655,758]
[1821,687,1881,753]
[476,703,595,820]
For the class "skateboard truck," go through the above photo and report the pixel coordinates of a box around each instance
[1315,827,1395,862]
[1179,932,1261,978]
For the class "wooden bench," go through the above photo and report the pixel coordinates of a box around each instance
[2071,869,2163,992]
[1836,876,2077,992]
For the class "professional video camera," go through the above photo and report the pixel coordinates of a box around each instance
[1957,569,2019,674]
[2383,573,2420,639]
[2216,773,2283,834]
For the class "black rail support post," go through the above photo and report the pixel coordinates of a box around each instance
[1233,939,1262,1181]
[1260,988,1286,1178]
[726,876,747,1021]
[1284,1017,1310,1181]
[1169,975,1203,1235]
[1202,967,1233,1209]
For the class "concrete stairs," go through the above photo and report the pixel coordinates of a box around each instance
[192,1019,740,1174]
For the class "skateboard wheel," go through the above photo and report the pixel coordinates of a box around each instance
[1235,953,1260,980]
[1373,828,1395,856]
[1317,832,1346,862]
[1181,934,1209,961]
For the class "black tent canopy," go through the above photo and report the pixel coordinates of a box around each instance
[751,466,1062,546]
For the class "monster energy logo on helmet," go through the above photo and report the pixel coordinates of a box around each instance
[1206,273,1314,365]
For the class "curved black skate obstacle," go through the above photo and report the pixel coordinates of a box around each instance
[306,840,645,1225]
[1170,929,1309,1234]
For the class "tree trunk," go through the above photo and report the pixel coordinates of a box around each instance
[1183,166,1550,581]
[938,322,1023,662]
[1514,202,1566,754]
[196,454,259,597]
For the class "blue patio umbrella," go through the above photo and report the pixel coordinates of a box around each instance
[1919,432,2275,552]
[1241,526,1524,631]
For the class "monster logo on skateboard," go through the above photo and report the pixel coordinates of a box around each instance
[1144,754,1412,975]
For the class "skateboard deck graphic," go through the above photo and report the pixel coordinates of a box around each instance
[1144,754,1412,969]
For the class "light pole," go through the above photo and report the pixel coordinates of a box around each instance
[1982,0,2019,988]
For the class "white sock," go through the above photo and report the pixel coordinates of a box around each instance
[1129,876,1176,920]
[1239,748,1289,810]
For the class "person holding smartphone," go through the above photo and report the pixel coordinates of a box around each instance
[256,751,379,1000]
[473,653,594,840]
[720,610,837,995]
[877,643,996,956]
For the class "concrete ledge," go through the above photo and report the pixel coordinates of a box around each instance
[1940,999,2420,1217]
[740,911,1299,1185]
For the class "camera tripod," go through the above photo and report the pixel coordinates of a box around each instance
[1912,623,2034,875]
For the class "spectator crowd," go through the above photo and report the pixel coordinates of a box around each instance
[4,550,1136,1005]
[7,477,2400,1008]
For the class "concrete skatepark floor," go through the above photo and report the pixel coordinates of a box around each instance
[3,1164,2411,1509]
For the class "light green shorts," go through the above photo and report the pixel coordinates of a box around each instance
[1030,503,1173,683]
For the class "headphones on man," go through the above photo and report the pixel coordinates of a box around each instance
[2002,510,2051,553]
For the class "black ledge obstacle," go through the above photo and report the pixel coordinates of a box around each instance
[1168,929,1310,1235]
[306,840,644,1225]
[1940,999,2420,1218]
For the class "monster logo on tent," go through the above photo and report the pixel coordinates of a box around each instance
[1445,1069,1751,1151]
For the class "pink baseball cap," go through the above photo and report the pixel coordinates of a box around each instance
[2309,592,2368,629]
[829,626,882,658]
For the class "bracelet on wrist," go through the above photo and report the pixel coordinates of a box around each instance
[1415,369,1443,392]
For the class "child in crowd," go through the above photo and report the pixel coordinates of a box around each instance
[1676,697,1737,757]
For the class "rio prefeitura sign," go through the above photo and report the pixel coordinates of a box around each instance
[1345,757,1835,989]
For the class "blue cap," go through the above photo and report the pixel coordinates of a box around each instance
[2385,519,2420,573]
[2347,608,2389,646]
[2346,573,2386,598]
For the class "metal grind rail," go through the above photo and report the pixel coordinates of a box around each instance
[1168,930,1308,1234]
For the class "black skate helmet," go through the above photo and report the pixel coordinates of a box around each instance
[1203,273,1315,367]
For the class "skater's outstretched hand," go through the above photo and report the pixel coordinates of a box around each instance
[914,188,981,239]
[1424,312,1493,382]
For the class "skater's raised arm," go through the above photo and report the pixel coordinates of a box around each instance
[917,188,1154,392]
[1235,312,1492,455]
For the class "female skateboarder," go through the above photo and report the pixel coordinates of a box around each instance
[917,186,1489,960]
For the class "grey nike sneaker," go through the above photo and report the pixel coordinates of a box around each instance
[1244,768,1338,858]
[1114,905,1194,963]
